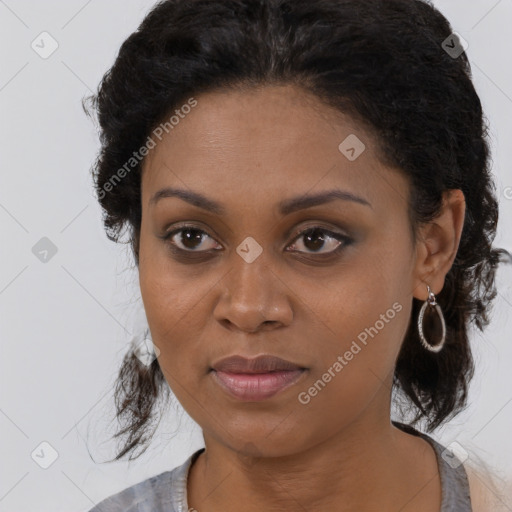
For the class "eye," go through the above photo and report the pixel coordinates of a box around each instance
[286,227,351,255]
[162,224,352,257]
[164,226,221,252]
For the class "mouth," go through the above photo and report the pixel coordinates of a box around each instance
[209,354,308,401]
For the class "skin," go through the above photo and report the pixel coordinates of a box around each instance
[138,84,466,512]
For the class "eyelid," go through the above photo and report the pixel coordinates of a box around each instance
[286,221,350,241]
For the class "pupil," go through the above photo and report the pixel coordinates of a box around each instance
[304,229,325,251]
[182,229,203,249]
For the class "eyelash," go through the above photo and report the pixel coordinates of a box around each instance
[160,223,353,260]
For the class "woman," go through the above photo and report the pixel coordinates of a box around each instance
[84,0,511,510]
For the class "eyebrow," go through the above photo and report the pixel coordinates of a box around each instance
[149,187,372,215]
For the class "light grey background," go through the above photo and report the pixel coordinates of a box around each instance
[1,1,511,510]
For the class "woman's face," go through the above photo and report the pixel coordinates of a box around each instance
[138,84,426,456]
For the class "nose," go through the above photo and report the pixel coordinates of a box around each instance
[213,257,293,333]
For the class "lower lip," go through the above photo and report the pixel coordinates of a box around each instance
[211,369,306,401]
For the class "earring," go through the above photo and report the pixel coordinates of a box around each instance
[417,284,446,353]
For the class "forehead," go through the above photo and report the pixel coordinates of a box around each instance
[141,84,409,215]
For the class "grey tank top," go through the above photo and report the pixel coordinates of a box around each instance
[88,421,472,511]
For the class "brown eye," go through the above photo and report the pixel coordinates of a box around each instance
[287,227,351,255]
[165,227,220,252]
[161,223,352,260]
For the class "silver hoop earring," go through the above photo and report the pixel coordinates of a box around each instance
[417,285,446,353]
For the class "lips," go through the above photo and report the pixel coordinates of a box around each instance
[211,354,305,373]
[210,354,307,401]
[212,369,306,401]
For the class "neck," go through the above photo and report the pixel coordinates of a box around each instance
[187,388,441,512]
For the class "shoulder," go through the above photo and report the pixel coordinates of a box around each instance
[87,448,203,512]
[87,470,174,512]
[465,461,512,512]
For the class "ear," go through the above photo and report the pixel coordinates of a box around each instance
[412,189,466,301]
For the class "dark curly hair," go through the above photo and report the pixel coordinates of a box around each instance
[83,0,511,461]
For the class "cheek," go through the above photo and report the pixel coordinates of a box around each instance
[303,289,408,389]
[139,232,204,333]
[291,302,409,443]
[293,252,411,412]
[140,275,209,375]
[138,269,219,406]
